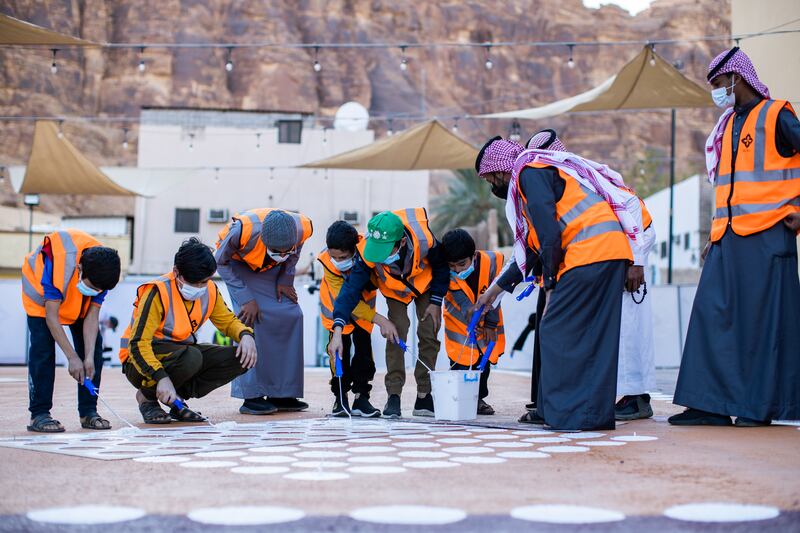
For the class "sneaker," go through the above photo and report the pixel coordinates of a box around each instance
[268,398,309,412]
[477,399,495,416]
[240,397,278,415]
[382,394,402,419]
[734,417,771,427]
[332,395,351,418]
[668,408,732,426]
[614,394,653,421]
[412,393,435,417]
[352,396,382,418]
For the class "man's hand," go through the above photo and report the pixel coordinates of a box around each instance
[474,284,502,314]
[783,212,800,232]
[237,300,261,326]
[483,327,498,343]
[701,240,712,261]
[67,356,85,383]
[83,357,95,382]
[277,284,298,303]
[236,335,258,369]
[625,265,645,293]
[156,377,178,406]
[542,289,553,319]
[373,314,400,344]
[423,303,442,332]
[327,328,344,359]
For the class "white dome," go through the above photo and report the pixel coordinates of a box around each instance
[334,102,370,132]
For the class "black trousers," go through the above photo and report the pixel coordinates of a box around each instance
[530,288,546,404]
[327,325,375,397]
[452,361,491,400]
[27,316,104,418]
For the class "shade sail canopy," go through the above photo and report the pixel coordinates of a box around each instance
[19,121,136,196]
[303,119,478,170]
[480,46,712,120]
[0,13,97,46]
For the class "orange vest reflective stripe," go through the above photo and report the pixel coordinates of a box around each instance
[443,250,506,366]
[711,99,800,241]
[357,208,435,304]
[118,272,217,363]
[21,229,102,325]
[520,163,633,279]
[317,241,377,334]
[216,208,314,271]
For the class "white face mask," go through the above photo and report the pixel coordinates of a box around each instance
[711,78,737,109]
[330,256,354,272]
[267,249,291,263]
[179,282,207,301]
[77,279,101,297]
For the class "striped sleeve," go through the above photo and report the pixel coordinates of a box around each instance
[128,286,168,382]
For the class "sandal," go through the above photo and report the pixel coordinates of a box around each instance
[169,404,206,423]
[518,409,546,425]
[27,413,65,433]
[139,401,171,424]
[80,412,112,430]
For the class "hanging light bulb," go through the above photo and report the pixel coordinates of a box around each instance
[138,47,146,73]
[313,46,322,72]
[567,44,575,69]
[50,49,58,74]
[56,120,64,139]
[225,47,234,72]
[509,119,521,142]
[484,44,493,70]
[122,127,129,150]
[399,46,408,72]
[649,44,656,66]
[255,132,261,149]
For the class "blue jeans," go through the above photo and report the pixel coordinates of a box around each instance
[27,316,104,418]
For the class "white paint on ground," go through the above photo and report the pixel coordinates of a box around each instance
[437,438,481,444]
[179,460,238,468]
[398,451,451,459]
[349,446,396,453]
[345,437,391,443]
[294,451,349,459]
[403,461,459,469]
[511,505,625,524]
[133,456,190,463]
[442,446,494,454]
[451,456,507,464]
[512,430,554,436]
[249,446,300,453]
[585,440,627,447]
[497,451,551,459]
[611,435,658,442]
[284,471,350,481]
[291,460,348,469]
[347,465,407,474]
[392,434,434,440]
[485,441,533,448]
[351,505,467,525]
[522,437,571,444]
[187,506,304,525]
[230,466,291,475]
[299,441,349,449]
[474,433,517,440]
[194,450,247,458]
[0,377,26,383]
[393,441,440,449]
[348,455,401,464]
[27,505,146,525]
[664,503,780,522]
[430,431,473,436]
[538,446,590,453]
[241,455,296,464]
[468,427,507,433]
[562,432,606,439]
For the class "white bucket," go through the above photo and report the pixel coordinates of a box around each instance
[429,370,480,421]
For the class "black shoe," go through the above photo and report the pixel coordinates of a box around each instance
[518,409,545,425]
[352,396,381,418]
[668,408,732,426]
[615,394,653,421]
[382,394,402,419]
[332,395,351,418]
[412,393,435,417]
[240,397,278,415]
[735,417,771,427]
[525,401,536,410]
[477,399,495,416]
[268,398,309,412]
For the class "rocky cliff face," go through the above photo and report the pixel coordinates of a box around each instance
[0,0,729,215]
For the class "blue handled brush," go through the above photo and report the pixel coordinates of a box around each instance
[82,378,137,430]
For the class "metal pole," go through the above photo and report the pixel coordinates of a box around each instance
[667,108,676,285]
[27,204,34,252]
[25,203,34,365]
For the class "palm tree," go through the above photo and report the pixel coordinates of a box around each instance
[431,168,512,246]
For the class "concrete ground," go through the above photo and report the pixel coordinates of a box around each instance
[0,365,798,532]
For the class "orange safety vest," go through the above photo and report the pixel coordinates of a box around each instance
[216,208,314,272]
[443,250,506,366]
[520,162,633,279]
[317,242,377,335]
[118,272,217,363]
[21,229,103,325]
[711,99,800,241]
[357,207,435,304]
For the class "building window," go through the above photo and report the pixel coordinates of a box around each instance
[684,232,691,250]
[660,241,667,258]
[175,208,200,233]
[277,120,302,144]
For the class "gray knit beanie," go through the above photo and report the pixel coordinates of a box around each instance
[260,210,297,251]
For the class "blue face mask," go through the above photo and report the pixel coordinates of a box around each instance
[451,264,475,281]
[383,252,400,265]
[77,279,101,297]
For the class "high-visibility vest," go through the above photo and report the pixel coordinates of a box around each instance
[21,229,103,325]
[520,162,633,279]
[443,250,506,366]
[357,208,435,304]
[213,330,232,346]
[317,242,377,334]
[711,99,800,241]
[118,272,217,363]
[216,208,314,272]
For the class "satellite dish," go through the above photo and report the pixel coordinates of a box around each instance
[334,102,370,132]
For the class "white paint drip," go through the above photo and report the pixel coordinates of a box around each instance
[511,505,625,524]
[441,446,494,454]
[241,455,296,464]
[347,465,407,474]
[497,451,551,459]
[187,506,304,525]
[664,503,780,522]
[538,446,590,453]
[179,460,238,468]
[230,466,291,475]
[403,461,459,469]
[212,421,239,431]
[27,505,146,525]
[350,505,467,525]
[451,456,507,464]
[284,471,350,481]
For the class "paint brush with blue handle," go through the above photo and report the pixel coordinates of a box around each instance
[395,339,434,372]
[334,351,351,419]
[82,378,137,430]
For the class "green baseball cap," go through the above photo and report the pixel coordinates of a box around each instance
[363,211,405,263]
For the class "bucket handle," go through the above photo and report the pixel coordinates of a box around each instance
[463,373,479,383]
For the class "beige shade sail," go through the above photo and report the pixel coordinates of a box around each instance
[303,119,478,170]
[0,13,98,46]
[19,121,136,196]
[480,46,712,119]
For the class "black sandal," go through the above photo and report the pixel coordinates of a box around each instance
[27,414,65,433]
[80,412,112,430]
[139,401,171,424]
[518,409,546,425]
[169,404,206,423]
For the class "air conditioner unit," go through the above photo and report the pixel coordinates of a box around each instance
[207,208,229,223]
[340,210,360,225]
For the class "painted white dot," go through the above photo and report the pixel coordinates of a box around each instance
[451,456,507,464]
[241,455,296,464]
[511,505,625,524]
[348,465,407,474]
[351,505,466,525]
[294,451,349,459]
[538,446,589,453]
[611,435,658,442]
[468,427,507,433]
[474,433,517,440]
[299,441,348,448]
[134,456,190,463]
[398,451,451,459]
[284,471,350,481]
[522,437,571,443]
[292,460,348,469]
[497,451,551,459]
[249,446,300,453]
[561,432,606,439]
[585,440,626,447]
[485,441,533,448]
[392,434,434,440]
[512,430,554,436]
[349,446,396,453]
[442,446,493,454]
[194,450,247,458]
[230,466,291,475]
[393,441,440,449]
[345,437,391,444]
[664,503,780,522]
[27,505,146,525]
[403,460,459,469]
[348,455,401,464]
[188,506,304,525]
[430,431,473,436]
[437,438,481,444]
[179,460,238,469]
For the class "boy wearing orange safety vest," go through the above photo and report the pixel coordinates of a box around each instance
[441,229,506,415]
[120,238,257,423]
[22,229,121,433]
[318,221,394,417]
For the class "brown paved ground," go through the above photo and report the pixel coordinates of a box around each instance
[0,365,798,523]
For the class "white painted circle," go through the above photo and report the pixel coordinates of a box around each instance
[474,433,517,440]
[230,466,291,475]
[392,434,434,440]
[348,455,401,464]
[468,427,506,433]
[512,430,554,436]
[179,460,238,468]
[611,435,658,442]
[431,431,473,436]
[27,505,146,525]
[398,451,451,459]
[585,440,626,447]
[188,506,305,525]
[511,505,625,524]
[300,441,348,448]
[485,441,533,448]
[403,461,459,469]
[134,456,190,463]
[451,456,507,464]
[442,446,493,454]
[538,446,589,453]
[561,432,606,439]
[348,466,407,474]
[664,503,780,522]
[497,451,551,459]
[438,438,481,444]
[249,446,300,453]
[522,437,571,443]
[349,446,396,453]
[393,441,440,449]
[345,437,390,444]
[284,471,350,481]
[291,460,348,469]
[241,455,295,464]
[294,451,349,459]
[194,450,247,458]
[351,505,467,525]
